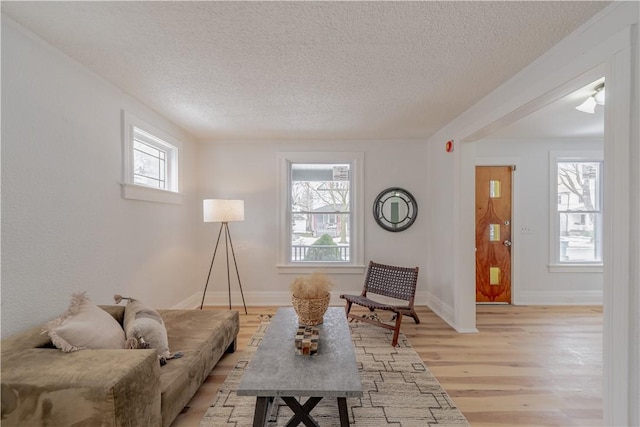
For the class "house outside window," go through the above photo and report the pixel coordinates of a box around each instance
[550,151,603,268]
[122,111,182,204]
[278,152,364,272]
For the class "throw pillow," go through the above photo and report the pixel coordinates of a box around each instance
[115,295,174,363]
[43,292,126,352]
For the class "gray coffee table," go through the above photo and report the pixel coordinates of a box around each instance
[237,307,363,427]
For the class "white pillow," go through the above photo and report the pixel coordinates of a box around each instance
[122,298,171,360]
[43,292,126,352]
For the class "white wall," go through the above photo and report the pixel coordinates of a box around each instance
[424,139,457,323]
[194,140,428,307]
[1,18,202,338]
[476,138,603,305]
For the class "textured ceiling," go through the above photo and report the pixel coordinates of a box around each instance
[1,1,609,141]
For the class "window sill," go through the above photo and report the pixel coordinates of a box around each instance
[548,263,603,273]
[121,183,183,205]
[277,264,367,274]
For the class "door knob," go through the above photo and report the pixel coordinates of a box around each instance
[503,240,512,247]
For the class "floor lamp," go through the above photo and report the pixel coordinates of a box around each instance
[200,199,248,314]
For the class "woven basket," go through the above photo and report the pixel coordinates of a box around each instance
[292,293,330,325]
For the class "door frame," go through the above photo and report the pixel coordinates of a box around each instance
[475,159,520,304]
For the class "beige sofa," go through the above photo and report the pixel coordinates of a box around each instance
[1,306,239,427]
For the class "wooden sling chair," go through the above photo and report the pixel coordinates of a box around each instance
[340,261,420,346]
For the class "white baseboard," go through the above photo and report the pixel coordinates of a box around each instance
[514,290,603,305]
[179,290,445,312]
[422,291,454,327]
[423,291,479,333]
[175,290,365,309]
[174,289,600,328]
[172,293,204,309]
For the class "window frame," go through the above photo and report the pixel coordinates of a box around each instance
[549,150,603,272]
[277,152,365,274]
[122,111,183,204]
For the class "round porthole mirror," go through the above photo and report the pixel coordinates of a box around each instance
[373,187,418,232]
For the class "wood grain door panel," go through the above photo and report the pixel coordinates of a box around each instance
[476,166,512,303]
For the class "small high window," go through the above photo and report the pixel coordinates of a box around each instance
[133,128,171,190]
[122,112,182,204]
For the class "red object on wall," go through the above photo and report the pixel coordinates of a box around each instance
[445,140,454,152]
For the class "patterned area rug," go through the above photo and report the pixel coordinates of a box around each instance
[200,319,469,426]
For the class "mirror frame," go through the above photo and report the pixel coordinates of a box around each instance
[372,187,418,232]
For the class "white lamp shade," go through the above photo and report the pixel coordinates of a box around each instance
[575,96,596,114]
[203,199,244,222]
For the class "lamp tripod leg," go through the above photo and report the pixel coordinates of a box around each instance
[200,223,225,310]
[226,225,248,315]
[224,224,232,311]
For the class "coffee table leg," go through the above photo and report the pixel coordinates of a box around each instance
[252,396,273,427]
[282,396,322,427]
[337,397,350,426]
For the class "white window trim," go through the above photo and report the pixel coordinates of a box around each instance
[121,111,183,204]
[277,152,365,273]
[548,150,603,271]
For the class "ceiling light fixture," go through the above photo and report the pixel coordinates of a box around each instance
[575,83,605,114]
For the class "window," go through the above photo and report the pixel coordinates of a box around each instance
[278,152,364,272]
[550,151,603,268]
[122,111,182,204]
[133,131,168,189]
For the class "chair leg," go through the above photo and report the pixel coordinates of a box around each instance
[409,309,421,325]
[391,312,403,346]
[344,300,353,317]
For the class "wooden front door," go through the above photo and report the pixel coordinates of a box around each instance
[476,166,513,303]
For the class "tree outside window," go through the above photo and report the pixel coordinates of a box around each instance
[290,164,351,262]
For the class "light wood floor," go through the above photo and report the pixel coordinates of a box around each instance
[171,305,602,427]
